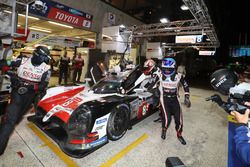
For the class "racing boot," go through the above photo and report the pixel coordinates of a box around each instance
[161,128,167,140]
[177,132,186,145]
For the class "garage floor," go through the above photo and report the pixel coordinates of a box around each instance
[0,81,228,167]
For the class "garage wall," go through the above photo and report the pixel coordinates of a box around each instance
[53,0,143,33]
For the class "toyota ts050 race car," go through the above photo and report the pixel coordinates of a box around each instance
[28,65,160,158]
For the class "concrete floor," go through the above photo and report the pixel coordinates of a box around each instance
[0,78,229,167]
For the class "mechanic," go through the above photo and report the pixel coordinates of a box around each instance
[159,57,191,145]
[58,51,70,85]
[0,46,51,155]
[230,102,250,166]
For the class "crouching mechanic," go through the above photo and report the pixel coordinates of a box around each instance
[231,101,250,166]
[159,58,191,145]
[0,46,51,155]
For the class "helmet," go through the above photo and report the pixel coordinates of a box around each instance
[210,68,238,95]
[31,46,51,66]
[162,57,176,76]
[143,59,155,75]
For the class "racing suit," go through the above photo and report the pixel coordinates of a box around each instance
[0,56,50,155]
[159,72,190,143]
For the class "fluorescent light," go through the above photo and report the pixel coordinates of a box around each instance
[19,14,40,20]
[4,10,39,20]
[162,42,166,45]
[48,21,73,28]
[180,5,189,10]
[30,27,51,33]
[160,18,169,23]
[119,24,126,28]
[137,32,143,35]
[84,38,95,42]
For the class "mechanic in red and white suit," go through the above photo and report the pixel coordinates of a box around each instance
[0,46,51,155]
[159,57,191,145]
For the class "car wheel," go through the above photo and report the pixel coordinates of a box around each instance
[107,104,129,141]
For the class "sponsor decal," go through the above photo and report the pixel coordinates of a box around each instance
[95,125,105,131]
[69,9,83,16]
[216,76,227,88]
[23,70,41,80]
[96,118,107,125]
[62,96,82,107]
[88,136,107,148]
[162,82,178,88]
[55,4,64,9]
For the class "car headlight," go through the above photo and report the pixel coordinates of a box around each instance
[68,106,91,136]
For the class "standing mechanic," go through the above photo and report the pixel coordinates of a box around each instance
[159,57,191,145]
[0,46,51,155]
[58,51,70,85]
[231,102,250,166]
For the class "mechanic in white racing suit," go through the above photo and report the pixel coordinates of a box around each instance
[0,46,51,155]
[159,58,191,145]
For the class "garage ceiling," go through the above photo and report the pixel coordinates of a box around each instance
[102,0,249,45]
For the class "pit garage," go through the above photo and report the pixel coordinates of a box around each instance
[0,0,249,167]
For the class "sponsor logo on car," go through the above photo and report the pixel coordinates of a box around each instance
[88,136,107,147]
[96,118,107,124]
[95,125,105,131]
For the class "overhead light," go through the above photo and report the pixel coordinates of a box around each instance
[84,38,95,42]
[119,24,126,29]
[160,18,169,23]
[30,27,52,33]
[75,36,81,39]
[137,32,143,35]
[17,24,21,27]
[48,21,73,28]
[162,42,166,45]
[180,5,189,10]
[19,14,40,20]
[4,10,40,20]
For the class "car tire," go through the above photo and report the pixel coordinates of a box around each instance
[107,104,129,141]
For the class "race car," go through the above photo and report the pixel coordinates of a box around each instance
[28,65,160,158]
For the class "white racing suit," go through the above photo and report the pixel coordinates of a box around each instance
[0,56,50,155]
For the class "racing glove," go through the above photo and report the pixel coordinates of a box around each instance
[184,94,191,108]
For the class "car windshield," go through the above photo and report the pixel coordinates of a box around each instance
[91,80,121,94]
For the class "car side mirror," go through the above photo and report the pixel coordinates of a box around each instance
[84,78,91,87]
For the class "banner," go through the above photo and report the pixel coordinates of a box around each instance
[176,35,204,44]
[29,0,93,28]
